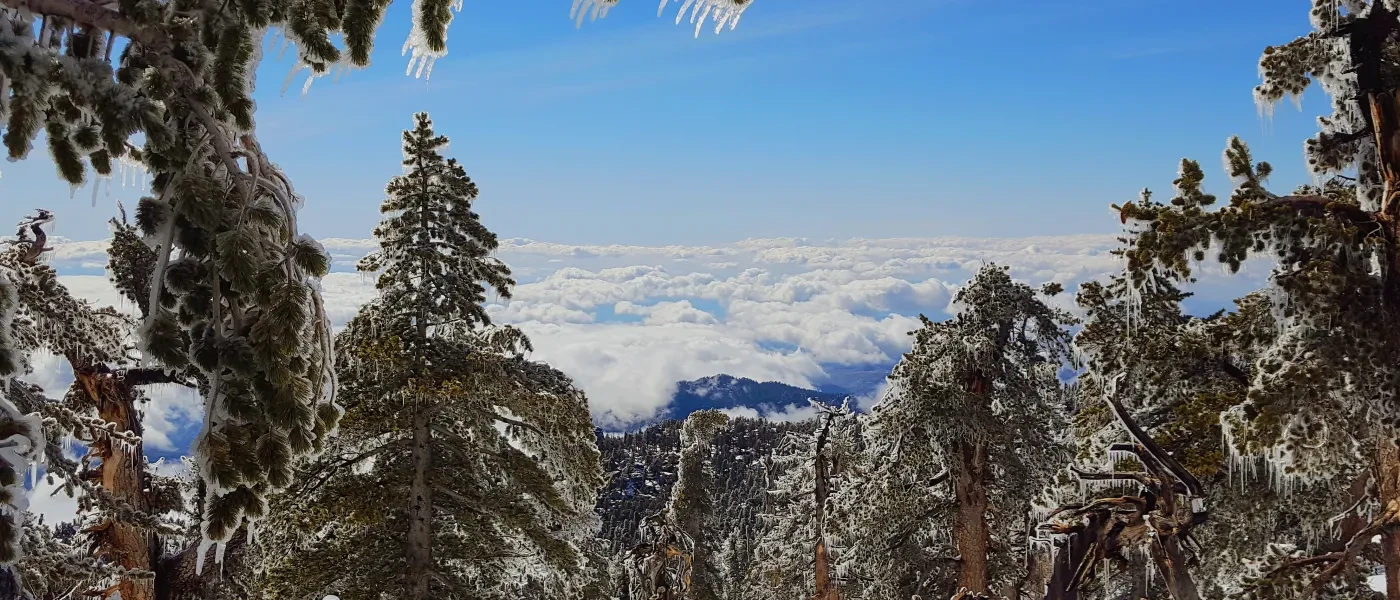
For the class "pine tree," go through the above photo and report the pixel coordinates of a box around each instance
[1114,1,1400,595]
[255,113,602,600]
[1032,272,1263,600]
[0,261,41,599]
[744,400,857,600]
[667,409,728,600]
[624,410,727,600]
[858,264,1073,599]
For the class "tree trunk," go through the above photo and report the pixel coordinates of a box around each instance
[155,532,249,600]
[1022,539,1052,600]
[813,415,838,600]
[1378,437,1400,600]
[405,405,434,600]
[953,438,990,594]
[1044,529,1082,600]
[1149,536,1201,600]
[954,370,993,595]
[0,564,24,600]
[76,367,155,600]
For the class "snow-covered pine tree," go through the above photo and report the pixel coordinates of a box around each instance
[1033,270,1261,600]
[744,400,856,600]
[668,409,728,600]
[1114,1,1400,595]
[255,113,602,600]
[0,248,40,598]
[1044,260,1384,599]
[857,264,1073,599]
[624,410,727,600]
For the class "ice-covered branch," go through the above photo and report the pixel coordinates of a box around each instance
[0,0,170,50]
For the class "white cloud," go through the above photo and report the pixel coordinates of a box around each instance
[27,475,79,526]
[35,233,1270,430]
[614,300,718,325]
[519,322,825,428]
[719,402,823,424]
[140,386,204,453]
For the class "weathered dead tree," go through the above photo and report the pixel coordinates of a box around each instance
[1,211,242,600]
[812,401,846,600]
[1038,382,1208,600]
[626,513,695,600]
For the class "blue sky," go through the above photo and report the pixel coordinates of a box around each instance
[1,0,1334,244]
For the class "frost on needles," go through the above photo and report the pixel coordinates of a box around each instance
[254,113,603,600]
[1111,1,1400,596]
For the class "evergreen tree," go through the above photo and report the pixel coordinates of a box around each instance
[744,400,857,600]
[624,410,727,600]
[1033,272,1260,600]
[668,409,728,600]
[256,113,602,600]
[1114,1,1400,595]
[856,264,1073,599]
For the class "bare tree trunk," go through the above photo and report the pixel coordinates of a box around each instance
[405,405,434,600]
[76,367,155,600]
[953,438,990,594]
[812,414,838,600]
[1378,437,1400,600]
[1150,537,1200,600]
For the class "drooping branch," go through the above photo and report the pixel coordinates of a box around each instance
[1255,195,1380,232]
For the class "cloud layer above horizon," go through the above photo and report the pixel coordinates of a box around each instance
[39,233,1271,438]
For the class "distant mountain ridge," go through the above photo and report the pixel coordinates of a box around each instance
[663,373,880,421]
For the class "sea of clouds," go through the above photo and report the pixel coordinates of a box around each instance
[22,233,1274,522]
[37,233,1275,436]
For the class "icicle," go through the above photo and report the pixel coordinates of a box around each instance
[674,0,696,24]
[402,0,463,81]
[215,542,228,576]
[693,4,712,37]
[282,63,307,96]
[194,539,213,576]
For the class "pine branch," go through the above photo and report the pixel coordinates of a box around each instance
[0,0,170,51]
[1257,195,1379,233]
[117,367,196,389]
[481,409,543,436]
[1269,503,1396,597]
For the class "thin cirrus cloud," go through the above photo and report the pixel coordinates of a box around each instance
[38,232,1270,432]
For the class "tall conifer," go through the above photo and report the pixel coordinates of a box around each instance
[257,113,602,600]
[857,264,1073,599]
